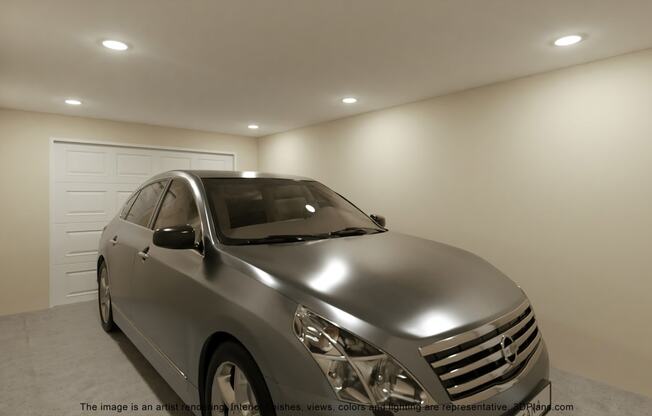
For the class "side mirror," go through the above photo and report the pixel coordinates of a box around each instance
[370,214,386,228]
[153,225,196,250]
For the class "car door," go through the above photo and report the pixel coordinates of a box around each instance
[105,190,140,310]
[129,178,204,376]
[113,179,168,320]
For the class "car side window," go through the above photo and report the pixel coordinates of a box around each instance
[154,179,201,243]
[125,181,166,227]
[120,191,140,219]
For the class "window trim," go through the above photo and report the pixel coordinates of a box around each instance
[148,179,173,230]
[120,190,142,220]
[122,179,170,229]
[150,176,206,255]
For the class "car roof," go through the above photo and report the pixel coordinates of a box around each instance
[149,170,315,182]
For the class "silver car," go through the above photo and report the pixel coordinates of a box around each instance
[97,170,550,416]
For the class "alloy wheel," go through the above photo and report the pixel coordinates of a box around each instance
[211,362,260,416]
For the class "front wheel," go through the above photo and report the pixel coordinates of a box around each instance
[205,342,276,416]
[98,261,116,332]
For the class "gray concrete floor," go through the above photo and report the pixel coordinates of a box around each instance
[1,301,650,416]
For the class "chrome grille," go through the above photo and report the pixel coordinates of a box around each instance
[419,300,543,405]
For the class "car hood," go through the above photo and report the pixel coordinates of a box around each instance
[222,231,525,339]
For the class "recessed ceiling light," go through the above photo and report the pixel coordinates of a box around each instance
[64,99,82,106]
[342,97,358,104]
[248,124,259,130]
[554,35,583,47]
[102,39,129,51]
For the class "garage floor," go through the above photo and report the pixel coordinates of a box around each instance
[1,302,650,416]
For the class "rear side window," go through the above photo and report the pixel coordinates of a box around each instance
[125,181,166,227]
[120,192,139,219]
[154,179,201,236]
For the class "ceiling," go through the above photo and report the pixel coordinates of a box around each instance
[2,0,652,137]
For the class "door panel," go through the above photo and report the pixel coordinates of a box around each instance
[128,178,205,373]
[113,225,154,319]
[52,222,106,265]
[51,262,98,304]
[106,220,152,319]
[130,246,203,375]
[109,179,167,316]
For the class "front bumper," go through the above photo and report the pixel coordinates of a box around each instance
[269,342,550,416]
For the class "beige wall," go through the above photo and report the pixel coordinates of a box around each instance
[0,109,257,316]
[259,49,652,397]
[2,49,650,397]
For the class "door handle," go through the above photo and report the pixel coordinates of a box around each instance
[137,247,150,260]
[110,236,118,245]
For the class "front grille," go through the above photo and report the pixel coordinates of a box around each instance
[419,300,543,405]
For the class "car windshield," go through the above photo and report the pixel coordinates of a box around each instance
[202,178,385,244]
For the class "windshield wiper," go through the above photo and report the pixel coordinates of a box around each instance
[237,228,384,245]
[244,234,328,245]
[329,227,384,237]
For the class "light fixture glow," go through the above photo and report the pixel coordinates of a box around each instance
[102,39,129,51]
[64,99,82,106]
[248,124,259,130]
[554,35,583,47]
[305,204,316,213]
[342,97,357,104]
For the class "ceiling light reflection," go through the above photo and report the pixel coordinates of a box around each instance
[309,259,348,293]
[251,267,277,288]
[403,310,459,338]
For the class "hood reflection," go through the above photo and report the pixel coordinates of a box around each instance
[308,258,348,293]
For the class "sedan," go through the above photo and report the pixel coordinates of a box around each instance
[97,170,550,416]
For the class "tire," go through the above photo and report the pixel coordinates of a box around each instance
[98,261,116,332]
[205,342,276,416]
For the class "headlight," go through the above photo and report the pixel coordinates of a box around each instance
[293,305,434,406]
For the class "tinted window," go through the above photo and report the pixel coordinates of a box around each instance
[202,178,383,243]
[154,179,201,238]
[120,192,139,218]
[125,181,166,227]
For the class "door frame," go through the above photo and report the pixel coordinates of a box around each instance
[48,137,237,307]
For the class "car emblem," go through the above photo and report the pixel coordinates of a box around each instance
[500,335,518,365]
